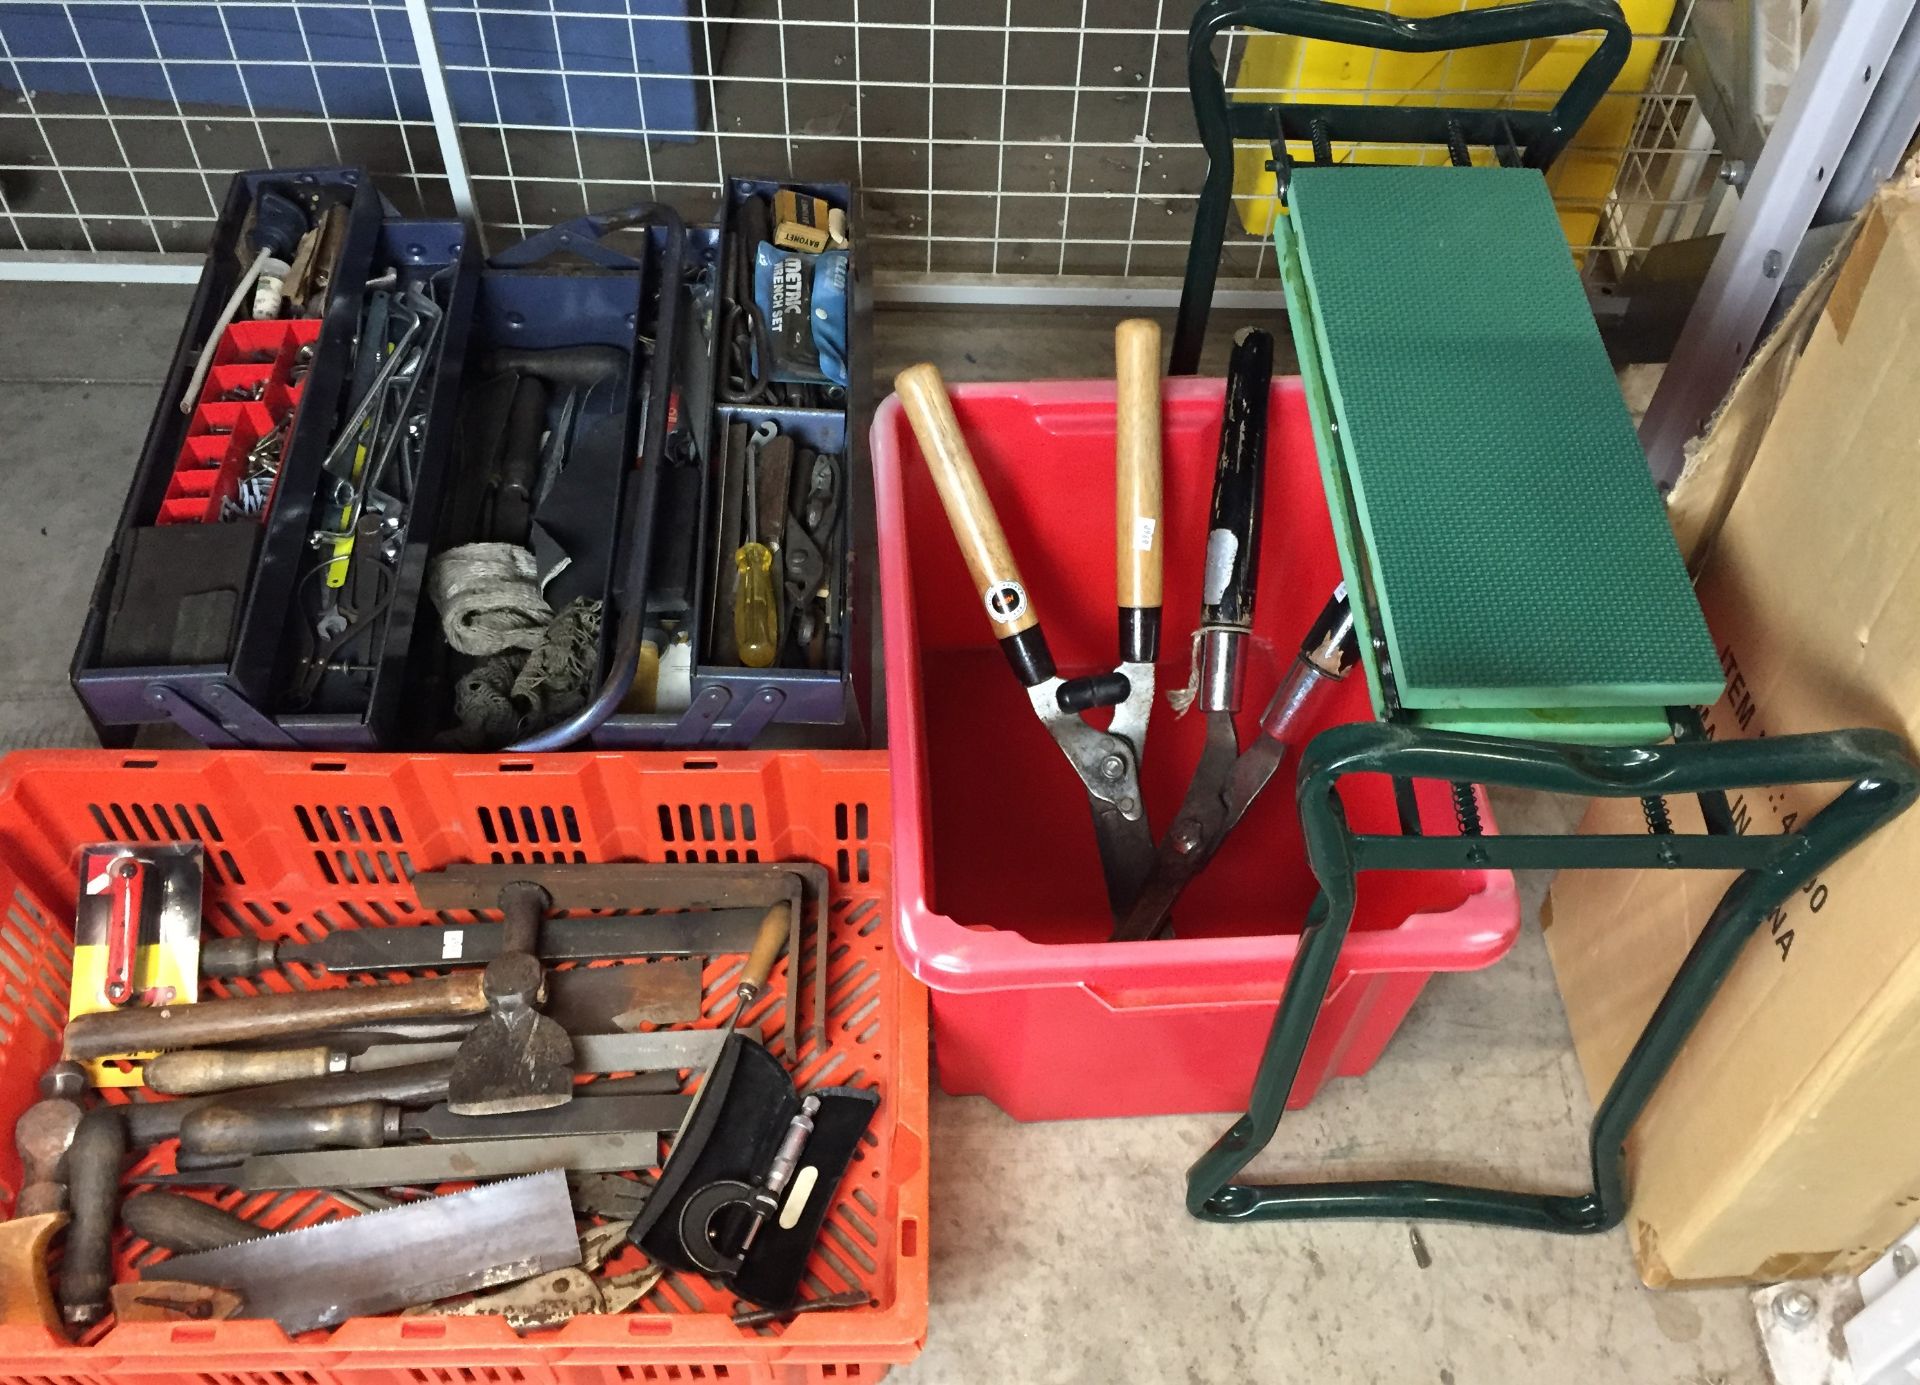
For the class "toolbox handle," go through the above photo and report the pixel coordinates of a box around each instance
[506,203,685,751]
[489,203,668,272]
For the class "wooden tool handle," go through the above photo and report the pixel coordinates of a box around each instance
[498,880,551,957]
[146,1046,340,1095]
[124,1059,455,1147]
[895,365,1055,685]
[64,972,490,1061]
[122,1192,267,1254]
[739,904,789,1000]
[1113,319,1165,634]
[0,1212,67,1331]
[178,1100,396,1159]
[58,1107,125,1328]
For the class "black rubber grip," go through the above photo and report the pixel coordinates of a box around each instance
[998,627,1057,687]
[58,1107,126,1327]
[1118,607,1161,665]
[123,1191,267,1253]
[1302,587,1361,672]
[1202,330,1274,628]
[483,344,627,390]
[1056,671,1133,714]
[490,375,550,544]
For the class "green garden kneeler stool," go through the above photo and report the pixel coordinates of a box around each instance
[1170,0,1920,1233]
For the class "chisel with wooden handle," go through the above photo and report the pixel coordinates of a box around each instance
[124,1058,456,1146]
[62,972,490,1061]
[718,905,789,1037]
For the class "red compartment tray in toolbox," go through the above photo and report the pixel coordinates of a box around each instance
[158,318,321,525]
[0,750,928,1384]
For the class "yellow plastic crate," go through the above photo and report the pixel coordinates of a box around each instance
[1228,0,1674,256]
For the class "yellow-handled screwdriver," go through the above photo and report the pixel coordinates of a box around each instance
[733,422,780,668]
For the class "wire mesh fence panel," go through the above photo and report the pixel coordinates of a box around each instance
[0,0,1722,280]
[0,0,454,255]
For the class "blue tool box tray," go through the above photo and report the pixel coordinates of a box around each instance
[594,176,871,749]
[69,167,479,750]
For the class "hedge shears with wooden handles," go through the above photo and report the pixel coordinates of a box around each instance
[894,320,1165,932]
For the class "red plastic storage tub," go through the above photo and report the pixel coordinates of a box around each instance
[872,375,1519,1121]
[0,749,926,1385]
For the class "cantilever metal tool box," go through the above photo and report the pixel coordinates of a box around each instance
[70,168,478,750]
[595,175,871,749]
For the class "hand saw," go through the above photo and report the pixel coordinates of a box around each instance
[152,1168,579,1333]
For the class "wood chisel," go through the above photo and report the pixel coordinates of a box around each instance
[125,1058,457,1146]
[199,910,770,976]
[177,1094,692,1159]
[146,1028,727,1096]
[154,1169,581,1333]
[145,1130,671,1191]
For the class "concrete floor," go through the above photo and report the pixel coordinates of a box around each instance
[1,286,1766,1382]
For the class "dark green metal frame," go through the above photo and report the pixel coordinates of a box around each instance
[1189,718,1920,1230]
[1169,0,1634,374]
[1167,0,1920,1234]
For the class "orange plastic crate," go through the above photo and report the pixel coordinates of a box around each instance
[0,749,927,1385]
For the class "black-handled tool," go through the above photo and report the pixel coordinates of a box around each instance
[198,907,773,977]
[58,1107,126,1329]
[483,345,626,391]
[1114,585,1359,942]
[1200,327,1270,640]
[1111,329,1273,942]
[488,376,550,544]
[123,1193,266,1254]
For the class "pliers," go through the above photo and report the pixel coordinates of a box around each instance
[1111,328,1359,942]
[895,321,1166,927]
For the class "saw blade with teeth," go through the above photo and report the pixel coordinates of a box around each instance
[150,1169,580,1334]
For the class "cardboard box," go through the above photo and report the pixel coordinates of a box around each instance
[771,189,831,254]
[1544,163,1920,1288]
